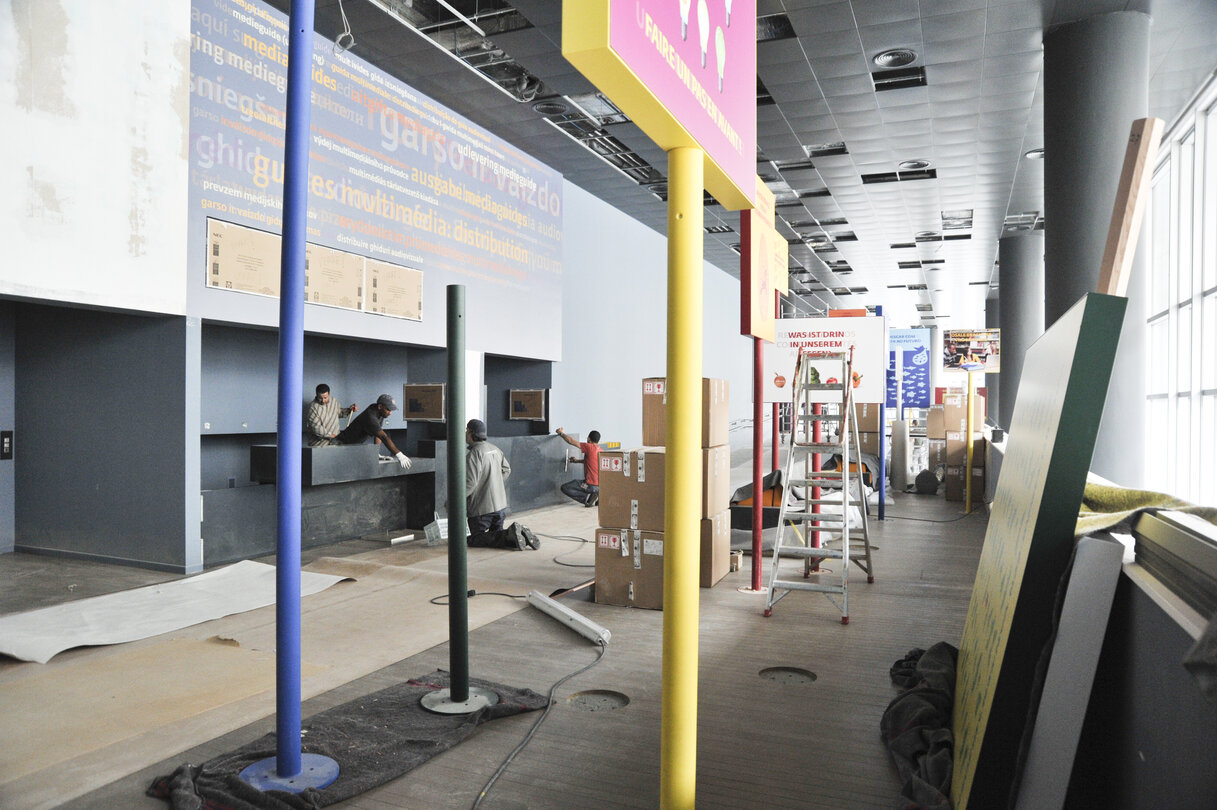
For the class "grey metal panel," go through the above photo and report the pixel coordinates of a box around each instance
[250,443,437,486]
[433,433,573,522]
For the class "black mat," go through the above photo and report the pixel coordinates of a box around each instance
[148,670,547,810]
[880,643,958,810]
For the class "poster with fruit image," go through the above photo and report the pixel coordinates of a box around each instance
[761,316,887,404]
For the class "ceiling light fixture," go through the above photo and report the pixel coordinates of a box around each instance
[1024,148,1045,160]
[873,48,917,68]
[899,159,931,171]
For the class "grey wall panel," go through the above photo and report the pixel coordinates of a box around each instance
[201,433,277,490]
[485,355,553,438]
[201,477,412,565]
[15,305,188,568]
[434,433,570,521]
[200,324,414,435]
[0,302,14,553]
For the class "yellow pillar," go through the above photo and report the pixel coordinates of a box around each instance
[661,145,703,810]
[964,371,975,514]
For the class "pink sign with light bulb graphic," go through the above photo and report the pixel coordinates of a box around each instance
[607,0,755,205]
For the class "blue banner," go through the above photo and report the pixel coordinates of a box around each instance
[887,328,931,408]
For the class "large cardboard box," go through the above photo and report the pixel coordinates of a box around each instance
[700,510,731,588]
[943,392,985,436]
[944,465,985,502]
[945,431,986,468]
[854,402,883,432]
[642,377,730,448]
[598,446,729,530]
[594,528,664,609]
[927,406,946,440]
[928,438,947,470]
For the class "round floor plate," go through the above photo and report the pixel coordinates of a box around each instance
[759,666,818,685]
[568,689,629,711]
[420,686,500,714]
[239,753,340,793]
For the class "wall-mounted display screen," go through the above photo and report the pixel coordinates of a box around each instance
[944,329,1001,373]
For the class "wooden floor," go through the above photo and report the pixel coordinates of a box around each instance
[7,487,987,810]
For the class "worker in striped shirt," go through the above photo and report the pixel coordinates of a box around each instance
[305,383,356,446]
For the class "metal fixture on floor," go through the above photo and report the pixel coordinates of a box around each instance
[759,667,818,685]
[526,590,612,646]
[568,690,630,711]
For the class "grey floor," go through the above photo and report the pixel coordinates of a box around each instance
[3,468,986,809]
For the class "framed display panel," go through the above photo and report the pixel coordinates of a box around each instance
[508,389,547,421]
[207,218,280,298]
[402,383,445,422]
[952,293,1126,809]
[366,259,423,321]
[944,328,1002,373]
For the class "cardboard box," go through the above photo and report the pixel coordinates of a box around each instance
[594,528,664,609]
[928,438,947,470]
[945,431,986,468]
[857,431,884,457]
[927,406,946,440]
[944,465,985,502]
[700,510,731,588]
[943,392,985,436]
[854,402,883,432]
[642,377,729,448]
[598,446,729,531]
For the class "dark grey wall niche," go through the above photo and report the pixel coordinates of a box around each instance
[200,324,414,488]
[485,354,552,438]
[15,304,189,568]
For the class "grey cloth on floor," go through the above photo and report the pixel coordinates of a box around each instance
[1184,610,1217,703]
[880,642,958,810]
[148,670,547,809]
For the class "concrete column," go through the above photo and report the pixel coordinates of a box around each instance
[1044,11,1150,487]
[997,232,1045,431]
[985,296,1001,423]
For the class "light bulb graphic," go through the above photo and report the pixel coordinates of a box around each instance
[725,0,733,26]
[715,26,726,91]
[697,0,710,67]
[679,0,691,40]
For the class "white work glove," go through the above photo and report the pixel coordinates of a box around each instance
[395,452,412,470]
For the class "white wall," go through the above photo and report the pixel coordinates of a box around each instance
[551,181,756,448]
[0,0,190,314]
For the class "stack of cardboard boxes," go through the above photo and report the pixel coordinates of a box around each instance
[935,391,986,501]
[854,402,885,458]
[594,378,731,609]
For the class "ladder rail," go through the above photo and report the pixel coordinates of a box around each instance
[764,347,876,623]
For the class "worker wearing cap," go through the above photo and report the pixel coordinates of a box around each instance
[465,418,538,550]
[337,393,412,469]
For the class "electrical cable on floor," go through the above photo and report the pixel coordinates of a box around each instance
[429,590,526,605]
[536,532,595,568]
[884,509,984,524]
[470,641,609,810]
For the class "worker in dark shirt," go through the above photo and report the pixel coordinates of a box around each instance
[338,394,412,469]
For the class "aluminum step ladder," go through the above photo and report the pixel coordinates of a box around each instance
[763,349,875,624]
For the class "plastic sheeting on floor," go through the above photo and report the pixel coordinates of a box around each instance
[0,560,350,664]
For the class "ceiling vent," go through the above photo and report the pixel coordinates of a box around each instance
[872,66,927,91]
[916,303,934,312]
[729,243,741,254]
[942,233,972,241]
[705,224,733,234]
[827,231,857,242]
[890,242,916,250]
[757,13,796,42]
[907,283,928,291]
[873,48,918,69]
[862,168,937,184]
[849,286,869,294]
[887,283,906,289]
[920,258,945,265]
[775,157,816,171]
[804,142,849,158]
[796,188,832,198]
[898,261,922,269]
[1003,211,1044,232]
[832,287,851,295]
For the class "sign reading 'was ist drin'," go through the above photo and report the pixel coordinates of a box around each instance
[563,0,757,209]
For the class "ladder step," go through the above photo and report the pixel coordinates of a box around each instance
[806,414,842,422]
[772,579,847,595]
[793,442,841,454]
[803,383,846,391]
[785,512,845,523]
[775,546,846,559]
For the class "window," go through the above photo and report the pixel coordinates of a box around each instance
[1146,74,1217,506]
